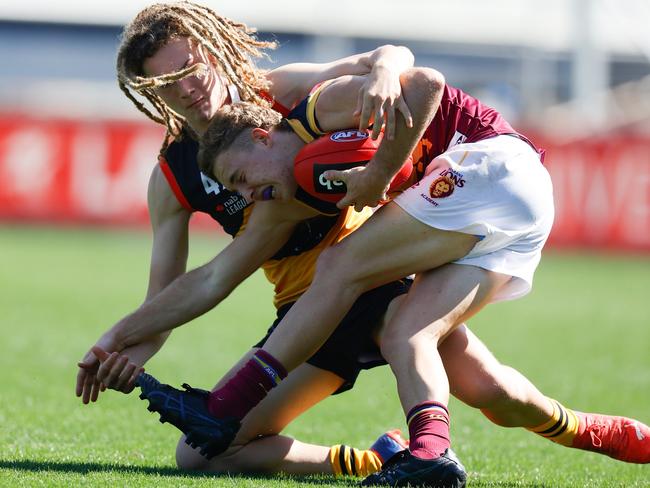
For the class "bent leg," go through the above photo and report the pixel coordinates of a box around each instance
[378,282,650,465]
[376,297,553,427]
[262,203,479,372]
[440,325,650,463]
[176,360,343,473]
[377,296,550,427]
[374,262,510,472]
[380,263,511,413]
[439,325,553,427]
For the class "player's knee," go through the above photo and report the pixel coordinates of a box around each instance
[378,332,397,364]
[380,328,437,365]
[378,322,406,362]
[175,436,245,471]
[380,316,449,363]
[314,244,366,292]
[176,436,209,470]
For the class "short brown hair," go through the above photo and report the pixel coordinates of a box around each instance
[198,102,285,176]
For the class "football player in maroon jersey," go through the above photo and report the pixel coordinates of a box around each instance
[184,68,648,485]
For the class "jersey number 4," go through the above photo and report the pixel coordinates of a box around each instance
[200,172,224,196]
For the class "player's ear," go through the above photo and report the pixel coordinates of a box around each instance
[251,128,271,146]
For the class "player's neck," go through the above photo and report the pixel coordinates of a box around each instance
[270,128,305,161]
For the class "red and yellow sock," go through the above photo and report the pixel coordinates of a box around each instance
[528,398,580,446]
[329,444,382,477]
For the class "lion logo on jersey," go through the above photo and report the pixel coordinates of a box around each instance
[429,175,455,198]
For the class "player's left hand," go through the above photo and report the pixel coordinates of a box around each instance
[355,66,413,141]
[324,166,390,211]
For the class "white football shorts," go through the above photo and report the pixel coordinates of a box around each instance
[394,135,554,302]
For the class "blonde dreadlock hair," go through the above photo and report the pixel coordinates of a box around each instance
[116,1,277,152]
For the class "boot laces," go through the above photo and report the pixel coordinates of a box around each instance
[586,420,628,455]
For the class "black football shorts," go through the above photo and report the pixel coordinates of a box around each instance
[254,278,412,394]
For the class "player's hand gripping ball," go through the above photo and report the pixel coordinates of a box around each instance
[293,129,413,208]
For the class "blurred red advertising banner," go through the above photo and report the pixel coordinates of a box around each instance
[0,114,648,250]
[0,114,160,225]
[540,134,650,251]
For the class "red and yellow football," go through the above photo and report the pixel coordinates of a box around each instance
[294,129,414,205]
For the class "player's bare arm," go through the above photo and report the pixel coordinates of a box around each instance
[267,45,414,137]
[76,166,192,402]
[145,164,193,300]
[314,68,445,210]
[107,198,318,350]
[77,158,317,401]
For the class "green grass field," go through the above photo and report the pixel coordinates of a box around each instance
[1,225,649,487]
